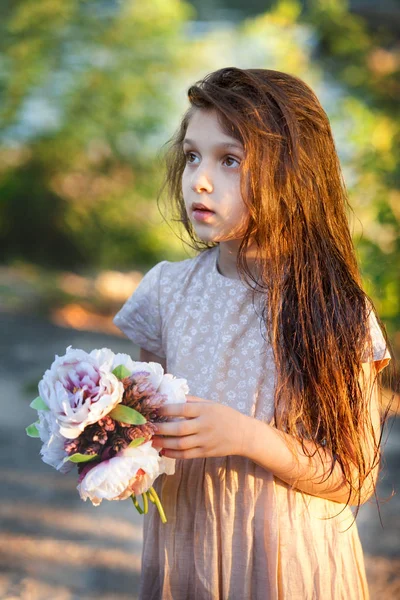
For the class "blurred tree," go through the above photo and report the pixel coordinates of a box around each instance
[0,0,398,343]
[0,0,194,269]
[301,0,400,335]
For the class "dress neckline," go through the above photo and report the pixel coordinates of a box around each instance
[211,246,251,289]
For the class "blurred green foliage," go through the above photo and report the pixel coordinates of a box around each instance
[0,0,399,337]
[303,1,400,336]
[0,0,194,268]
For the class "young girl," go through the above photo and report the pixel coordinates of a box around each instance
[113,67,392,600]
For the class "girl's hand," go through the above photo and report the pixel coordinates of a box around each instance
[152,395,249,459]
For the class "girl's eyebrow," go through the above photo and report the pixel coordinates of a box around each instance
[182,137,243,151]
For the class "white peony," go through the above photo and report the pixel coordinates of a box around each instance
[38,346,124,439]
[36,410,72,474]
[110,354,189,405]
[158,373,189,404]
[77,441,175,506]
[126,456,176,498]
[113,355,165,389]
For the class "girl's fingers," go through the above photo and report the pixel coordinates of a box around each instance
[161,447,202,459]
[155,417,198,437]
[156,433,201,451]
[186,395,214,403]
[151,435,164,448]
[159,402,202,418]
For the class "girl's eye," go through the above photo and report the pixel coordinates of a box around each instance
[185,152,240,168]
[185,152,198,164]
[223,156,240,168]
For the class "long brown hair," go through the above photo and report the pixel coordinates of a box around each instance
[158,67,394,512]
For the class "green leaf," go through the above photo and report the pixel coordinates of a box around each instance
[26,422,40,437]
[109,404,146,425]
[128,437,146,448]
[30,396,49,411]
[66,453,99,463]
[112,364,132,380]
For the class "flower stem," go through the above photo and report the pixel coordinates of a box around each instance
[149,486,167,524]
[142,491,148,514]
[147,489,156,504]
[131,495,144,514]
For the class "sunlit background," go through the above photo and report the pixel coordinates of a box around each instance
[1,1,399,598]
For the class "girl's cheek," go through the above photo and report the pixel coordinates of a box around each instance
[181,189,191,209]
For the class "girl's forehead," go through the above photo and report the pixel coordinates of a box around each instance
[184,109,243,149]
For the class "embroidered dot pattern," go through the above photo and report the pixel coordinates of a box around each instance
[114,246,390,423]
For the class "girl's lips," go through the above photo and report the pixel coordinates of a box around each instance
[193,209,216,222]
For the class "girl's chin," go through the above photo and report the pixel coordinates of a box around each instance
[196,234,219,244]
[193,229,242,245]
[191,225,218,241]
[191,222,244,244]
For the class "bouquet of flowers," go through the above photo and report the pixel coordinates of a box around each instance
[26,346,189,523]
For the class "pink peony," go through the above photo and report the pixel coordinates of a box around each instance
[38,346,124,439]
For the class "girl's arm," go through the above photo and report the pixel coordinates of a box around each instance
[241,361,381,505]
[155,362,382,506]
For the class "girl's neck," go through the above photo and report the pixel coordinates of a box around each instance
[216,241,259,281]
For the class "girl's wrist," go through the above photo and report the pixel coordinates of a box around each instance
[240,416,291,477]
[239,414,267,459]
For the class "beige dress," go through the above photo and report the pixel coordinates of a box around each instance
[113,245,391,600]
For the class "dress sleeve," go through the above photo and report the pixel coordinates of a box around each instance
[113,261,166,358]
[361,308,391,373]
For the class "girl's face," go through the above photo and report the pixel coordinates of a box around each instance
[182,109,249,244]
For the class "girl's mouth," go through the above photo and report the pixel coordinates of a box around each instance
[193,209,215,222]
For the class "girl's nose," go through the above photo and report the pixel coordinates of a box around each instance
[191,168,213,194]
